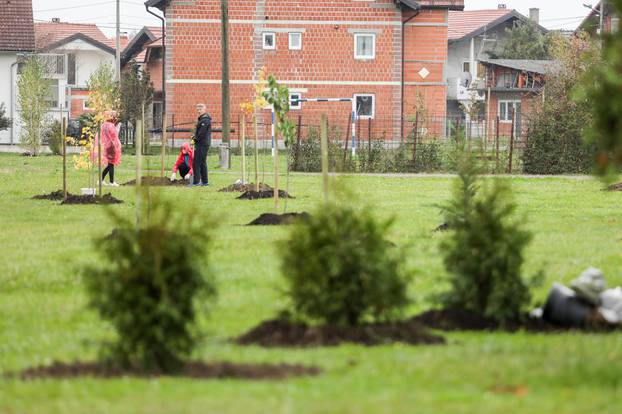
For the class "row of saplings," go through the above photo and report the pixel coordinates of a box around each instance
[19,156,554,380]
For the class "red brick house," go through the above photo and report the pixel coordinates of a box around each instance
[145,0,464,142]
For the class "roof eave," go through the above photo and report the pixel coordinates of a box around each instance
[145,0,166,10]
[39,33,115,55]
[449,10,548,44]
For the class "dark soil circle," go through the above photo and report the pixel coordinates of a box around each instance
[14,361,321,381]
[607,182,622,191]
[61,194,123,205]
[123,176,189,187]
[433,223,450,232]
[219,182,273,193]
[410,309,616,332]
[32,190,72,201]
[247,212,310,226]
[235,319,445,347]
[237,190,294,200]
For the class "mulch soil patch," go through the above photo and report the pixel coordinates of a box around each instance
[411,308,617,332]
[13,361,321,381]
[219,182,273,193]
[235,319,445,347]
[247,212,310,226]
[60,194,123,205]
[123,176,189,187]
[32,190,72,201]
[607,182,622,191]
[237,190,294,200]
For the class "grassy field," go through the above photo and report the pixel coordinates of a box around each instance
[1,153,621,413]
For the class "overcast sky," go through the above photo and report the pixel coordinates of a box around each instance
[32,0,594,37]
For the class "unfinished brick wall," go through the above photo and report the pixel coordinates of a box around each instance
[163,0,456,141]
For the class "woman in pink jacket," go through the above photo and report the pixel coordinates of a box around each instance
[92,111,122,186]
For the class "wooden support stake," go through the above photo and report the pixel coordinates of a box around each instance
[254,115,259,192]
[241,113,246,183]
[507,108,515,174]
[62,115,67,200]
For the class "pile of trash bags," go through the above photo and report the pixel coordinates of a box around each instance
[535,268,622,328]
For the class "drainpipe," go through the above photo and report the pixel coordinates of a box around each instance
[146,3,166,127]
[401,3,420,140]
[10,58,20,145]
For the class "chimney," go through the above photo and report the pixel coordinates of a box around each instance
[498,4,507,9]
[529,8,540,24]
[51,18,60,23]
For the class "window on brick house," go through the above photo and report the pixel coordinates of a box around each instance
[354,34,375,60]
[354,94,375,119]
[289,32,302,50]
[263,32,276,50]
[499,100,521,122]
[289,93,302,110]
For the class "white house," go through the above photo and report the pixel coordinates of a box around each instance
[0,0,36,145]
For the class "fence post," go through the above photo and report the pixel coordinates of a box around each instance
[412,111,419,167]
[507,108,515,174]
[321,114,329,205]
[495,116,500,171]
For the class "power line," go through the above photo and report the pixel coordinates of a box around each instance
[35,0,145,13]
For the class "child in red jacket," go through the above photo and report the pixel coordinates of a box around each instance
[170,142,194,181]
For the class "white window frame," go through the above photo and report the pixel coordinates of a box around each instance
[82,100,90,110]
[289,92,302,110]
[288,32,302,50]
[498,100,520,123]
[262,32,276,50]
[353,94,375,119]
[354,33,376,60]
[462,61,471,73]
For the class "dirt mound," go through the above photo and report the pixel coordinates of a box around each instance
[61,194,123,205]
[433,223,450,232]
[237,190,294,200]
[247,212,310,226]
[236,318,445,347]
[123,177,189,187]
[607,182,622,191]
[411,309,581,332]
[32,190,72,200]
[219,182,273,193]
[14,360,320,381]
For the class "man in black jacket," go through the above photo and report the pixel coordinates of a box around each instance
[190,103,211,186]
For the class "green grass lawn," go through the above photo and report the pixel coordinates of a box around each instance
[1,153,621,413]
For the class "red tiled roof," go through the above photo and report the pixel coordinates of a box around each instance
[417,0,464,9]
[35,21,113,50]
[0,0,35,52]
[448,9,514,41]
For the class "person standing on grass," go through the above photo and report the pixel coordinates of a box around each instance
[189,103,211,187]
[93,110,122,187]
[170,142,194,181]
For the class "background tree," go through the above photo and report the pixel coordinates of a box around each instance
[523,32,600,174]
[17,56,50,156]
[490,20,551,60]
[0,103,11,131]
[580,0,622,177]
[119,60,154,150]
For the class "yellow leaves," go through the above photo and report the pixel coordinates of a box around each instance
[241,67,271,117]
[240,102,254,116]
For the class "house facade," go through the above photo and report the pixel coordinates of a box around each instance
[145,0,464,142]
[35,21,117,120]
[0,0,36,144]
[578,1,620,36]
[446,7,546,123]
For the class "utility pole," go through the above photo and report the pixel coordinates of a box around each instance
[221,0,230,145]
[115,0,121,81]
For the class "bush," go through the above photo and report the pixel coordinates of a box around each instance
[438,156,534,323]
[84,196,217,372]
[45,120,63,155]
[289,126,349,172]
[281,202,411,326]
